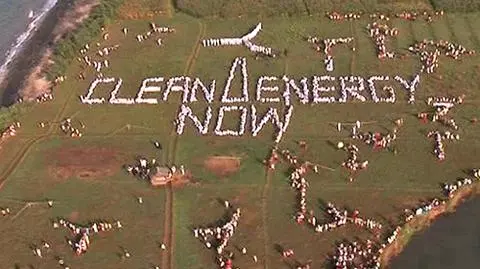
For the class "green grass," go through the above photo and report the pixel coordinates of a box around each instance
[0,6,480,269]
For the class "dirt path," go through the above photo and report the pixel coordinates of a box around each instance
[161,19,207,269]
[0,81,78,188]
[161,181,174,269]
[0,136,45,189]
[183,21,206,76]
[349,21,357,74]
[261,169,273,269]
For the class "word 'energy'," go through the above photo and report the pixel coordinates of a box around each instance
[80,57,421,105]
[79,57,421,141]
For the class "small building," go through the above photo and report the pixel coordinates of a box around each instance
[150,167,172,186]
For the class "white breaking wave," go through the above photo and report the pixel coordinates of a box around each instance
[0,0,58,84]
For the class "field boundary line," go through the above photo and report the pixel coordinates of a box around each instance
[161,117,180,269]
[349,21,357,74]
[0,69,79,190]
[408,21,418,43]
[183,21,206,76]
[0,136,44,189]
[48,83,79,134]
[105,124,129,137]
[284,57,289,74]
[166,0,174,18]
[393,19,405,51]
[10,201,44,221]
[443,14,459,43]
[161,23,210,266]
[161,181,174,269]
[261,169,273,269]
[464,15,480,50]
[168,130,179,166]
[37,131,480,142]
[426,20,438,41]
[301,0,311,16]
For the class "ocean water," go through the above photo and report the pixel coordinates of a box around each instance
[390,196,480,269]
[0,0,57,83]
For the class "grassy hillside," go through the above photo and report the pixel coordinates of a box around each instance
[0,1,480,269]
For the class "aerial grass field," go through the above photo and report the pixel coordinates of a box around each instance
[1,0,480,268]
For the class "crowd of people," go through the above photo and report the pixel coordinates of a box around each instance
[367,22,398,59]
[420,95,462,130]
[326,11,362,21]
[415,94,464,161]
[59,118,84,137]
[96,45,120,57]
[443,177,477,198]
[408,40,475,73]
[426,95,464,107]
[162,76,190,103]
[407,168,480,221]
[333,240,381,269]
[36,92,54,103]
[222,57,249,103]
[1,207,10,216]
[256,76,281,103]
[369,13,390,21]
[76,23,175,86]
[315,202,383,234]
[426,131,453,160]
[352,129,397,150]
[125,156,158,180]
[202,23,276,57]
[53,218,121,255]
[273,144,388,268]
[396,10,444,22]
[81,77,112,104]
[280,148,324,226]
[252,105,293,143]
[312,75,337,103]
[395,74,420,103]
[1,122,20,140]
[278,146,382,236]
[80,42,120,75]
[175,105,212,135]
[307,36,354,72]
[325,10,444,23]
[193,206,246,269]
[409,198,444,220]
[340,143,369,181]
[125,155,185,181]
[367,76,396,103]
[339,76,367,103]
[214,106,248,136]
[136,23,175,45]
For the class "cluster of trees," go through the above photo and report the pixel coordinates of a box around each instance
[47,0,125,79]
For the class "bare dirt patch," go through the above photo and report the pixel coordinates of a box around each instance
[48,147,126,180]
[204,156,241,177]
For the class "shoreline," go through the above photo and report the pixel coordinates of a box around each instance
[380,184,480,268]
[0,0,69,106]
[0,0,99,106]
